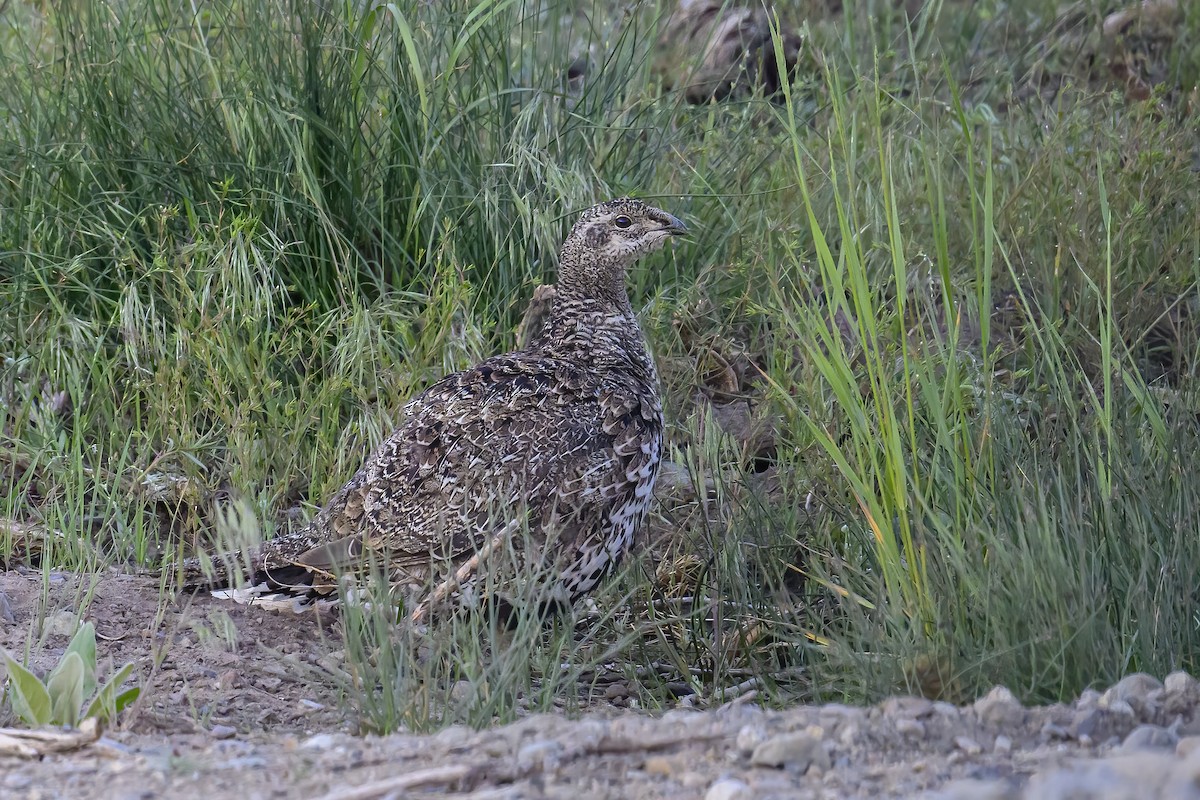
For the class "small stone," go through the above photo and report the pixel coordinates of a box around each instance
[928,778,1015,800]
[894,718,926,737]
[1102,673,1163,719]
[1075,688,1102,712]
[736,724,767,754]
[300,733,340,750]
[604,682,629,700]
[1104,699,1137,718]
[1177,735,1200,758]
[449,680,474,703]
[1070,708,1128,744]
[1165,671,1198,696]
[209,724,237,740]
[519,740,562,770]
[44,609,79,637]
[954,735,983,756]
[993,735,1013,755]
[1026,752,1175,800]
[1040,722,1070,741]
[705,778,752,800]
[973,686,1024,727]
[1118,723,1178,753]
[880,696,934,719]
[643,755,676,776]
[932,701,960,719]
[1165,671,1200,716]
[750,730,831,772]
[2,773,33,790]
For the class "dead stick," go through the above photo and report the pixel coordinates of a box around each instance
[308,764,476,800]
[409,522,516,625]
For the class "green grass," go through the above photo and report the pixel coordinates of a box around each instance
[2,0,1199,732]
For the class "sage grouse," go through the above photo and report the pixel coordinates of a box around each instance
[208,198,685,620]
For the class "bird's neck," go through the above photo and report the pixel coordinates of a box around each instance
[556,251,631,313]
[530,293,657,382]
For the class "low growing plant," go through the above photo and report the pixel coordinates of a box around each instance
[2,622,140,729]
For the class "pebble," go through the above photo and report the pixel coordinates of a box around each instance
[1118,723,1178,753]
[735,724,767,754]
[1164,671,1200,716]
[2,773,33,790]
[1071,707,1125,744]
[518,739,563,770]
[1040,722,1070,741]
[705,778,752,800]
[1101,673,1163,718]
[44,609,79,637]
[300,733,340,750]
[1024,751,1177,800]
[974,686,1025,727]
[993,735,1013,755]
[605,682,630,700]
[880,696,935,719]
[750,729,830,772]
[894,718,926,737]
[954,735,983,756]
[1177,736,1200,758]
[1075,688,1102,712]
[643,755,677,777]
[926,778,1015,800]
[209,725,237,740]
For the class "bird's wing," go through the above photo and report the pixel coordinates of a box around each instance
[257,353,656,585]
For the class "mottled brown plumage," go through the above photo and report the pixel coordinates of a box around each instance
[654,0,804,103]
[208,199,685,616]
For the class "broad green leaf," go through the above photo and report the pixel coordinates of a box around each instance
[2,651,52,727]
[46,651,85,727]
[62,622,98,697]
[84,662,137,723]
[112,686,140,714]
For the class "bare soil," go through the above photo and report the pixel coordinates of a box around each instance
[2,571,1200,800]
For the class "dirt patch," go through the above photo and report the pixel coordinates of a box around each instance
[3,572,1200,800]
[0,570,352,739]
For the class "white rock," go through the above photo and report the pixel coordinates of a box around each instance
[1118,723,1178,753]
[973,686,1024,727]
[954,735,983,756]
[750,730,830,772]
[705,777,753,800]
[735,724,767,754]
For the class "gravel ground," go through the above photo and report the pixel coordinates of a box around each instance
[3,571,1200,800]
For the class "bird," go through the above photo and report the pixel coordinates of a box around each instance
[199,198,687,623]
[653,0,804,104]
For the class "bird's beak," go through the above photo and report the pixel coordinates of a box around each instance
[660,214,688,236]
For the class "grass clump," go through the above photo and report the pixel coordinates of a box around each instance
[2,0,1199,732]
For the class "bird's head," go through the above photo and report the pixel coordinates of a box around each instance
[557,198,687,307]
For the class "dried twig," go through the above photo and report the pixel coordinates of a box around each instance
[308,764,477,800]
[408,522,516,625]
[0,718,101,758]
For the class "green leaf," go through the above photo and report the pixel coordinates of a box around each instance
[84,662,137,723]
[62,622,98,697]
[112,686,140,715]
[46,651,85,727]
[2,651,52,727]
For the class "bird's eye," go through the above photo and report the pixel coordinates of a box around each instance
[614,215,633,229]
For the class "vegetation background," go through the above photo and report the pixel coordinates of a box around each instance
[2,0,1198,732]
